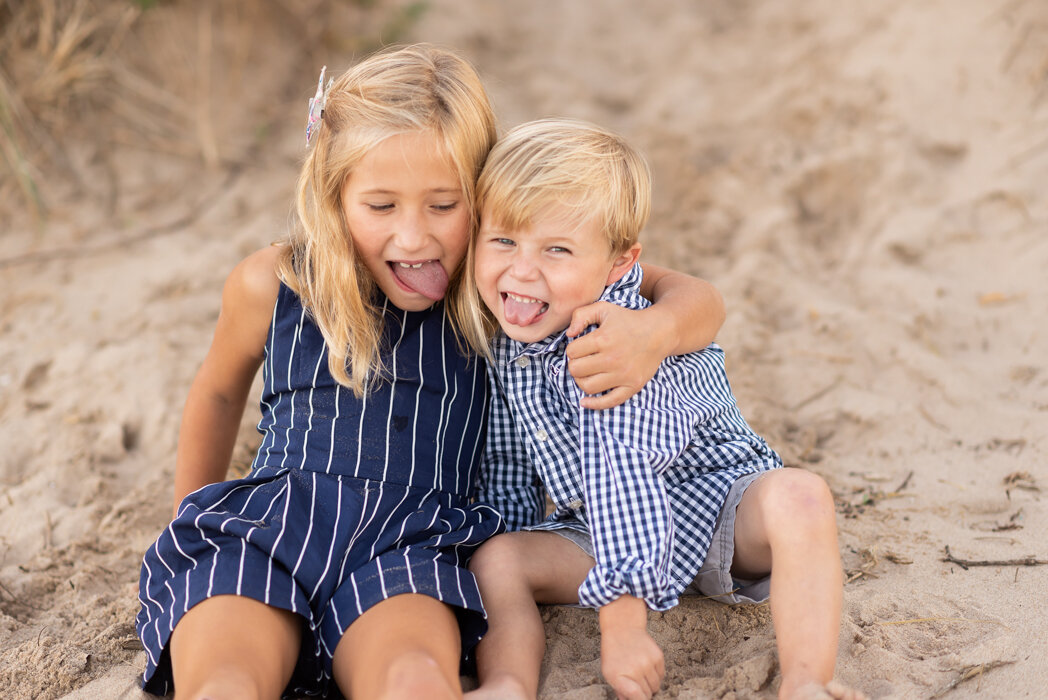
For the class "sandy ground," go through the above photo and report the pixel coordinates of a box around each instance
[2,1,1046,698]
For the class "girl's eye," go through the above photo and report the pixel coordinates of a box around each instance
[432,202,459,212]
[495,238,515,246]
[366,203,394,212]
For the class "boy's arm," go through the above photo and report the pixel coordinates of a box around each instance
[599,595,665,699]
[475,369,545,531]
[573,385,685,698]
[565,263,724,410]
[573,395,682,612]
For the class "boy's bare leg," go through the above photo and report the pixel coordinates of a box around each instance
[169,594,302,700]
[465,531,596,700]
[731,468,865,700]
[333,593,464,700]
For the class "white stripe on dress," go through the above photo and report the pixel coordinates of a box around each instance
[325,384,340,474]
[309,474,343,602]
[382,308,407,482]
[264,482,295,605]
[433,311,450,490]
[279,309,305,469]
[291,471,320,582]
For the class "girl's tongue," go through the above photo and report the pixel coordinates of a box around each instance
[503,293,547,326]
[391,261,448,301]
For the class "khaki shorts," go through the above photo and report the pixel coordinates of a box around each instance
[538,471,771,605]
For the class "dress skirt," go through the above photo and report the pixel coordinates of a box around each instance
[136,465,503,698]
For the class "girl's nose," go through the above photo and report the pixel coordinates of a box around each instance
[393,211,427,253]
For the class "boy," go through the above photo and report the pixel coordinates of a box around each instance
[462,119,864,700]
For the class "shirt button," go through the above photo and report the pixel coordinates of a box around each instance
[536,429,548,441]
[516,356,530,368]
[568,499,584,509]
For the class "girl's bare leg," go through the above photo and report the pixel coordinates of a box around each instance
[731,468,864,700]
[170,594,302,700]
[465,531,595,700]
[333,593,464,700]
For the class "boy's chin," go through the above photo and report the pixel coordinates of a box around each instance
[498,321,546,343]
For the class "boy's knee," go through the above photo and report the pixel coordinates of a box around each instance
[760,469,836,533]
[469,532,528,577]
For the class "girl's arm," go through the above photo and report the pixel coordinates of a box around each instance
[171,246,281,517]
[565,262,725,409]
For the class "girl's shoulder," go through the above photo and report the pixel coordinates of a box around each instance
[215,246,284,354]
[225,245,283,312]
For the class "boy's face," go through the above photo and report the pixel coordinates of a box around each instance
[475,203,640,343]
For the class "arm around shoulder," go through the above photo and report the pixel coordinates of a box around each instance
[637,261,725,355]
[171,246,282,516]
[564,263,725,409]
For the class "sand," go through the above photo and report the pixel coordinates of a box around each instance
[1,0,1046,698]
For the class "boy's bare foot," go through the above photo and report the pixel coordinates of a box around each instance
[463,675,531,700]
[784,680,868,700]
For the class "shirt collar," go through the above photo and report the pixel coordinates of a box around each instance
[502,263,644,362]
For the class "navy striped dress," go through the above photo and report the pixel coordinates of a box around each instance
[136,283,503,698]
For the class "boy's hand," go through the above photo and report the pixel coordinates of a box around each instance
[599,596,665,700]
[566,302,674,410]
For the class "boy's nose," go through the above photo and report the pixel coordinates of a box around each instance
[509,252,540,280]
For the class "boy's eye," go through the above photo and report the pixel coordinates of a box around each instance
[495,237,515,246]
[549,246,571,254]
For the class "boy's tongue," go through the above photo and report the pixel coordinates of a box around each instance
[392,261,448,301]
[503,294,546,326]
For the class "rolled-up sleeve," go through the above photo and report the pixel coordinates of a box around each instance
[574,381,697,611]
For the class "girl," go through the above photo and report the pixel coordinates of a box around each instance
[136,45,726,700]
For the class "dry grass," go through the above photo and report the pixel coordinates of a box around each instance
[0,0,427,226]
[0,0,139,221]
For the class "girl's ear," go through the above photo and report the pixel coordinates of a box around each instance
[605,243,642,286]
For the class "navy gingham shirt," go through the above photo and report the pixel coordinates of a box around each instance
[476,264,782,611]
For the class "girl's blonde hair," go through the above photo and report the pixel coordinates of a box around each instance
[459,118,652,355]
[278,44,497,396]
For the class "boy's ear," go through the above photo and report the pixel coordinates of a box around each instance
[605,243,642,286]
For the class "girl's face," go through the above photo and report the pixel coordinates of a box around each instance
[342,131,470,311]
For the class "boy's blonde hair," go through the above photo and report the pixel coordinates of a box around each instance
[477,118,651,254]
[461,118,651,353]
[279,44,497,396]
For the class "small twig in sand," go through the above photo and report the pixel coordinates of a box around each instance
[894,470,914,493]
[0,577,17,601]
[942,545,1048,570]
[930,660,1015,698]
[790,376,842,412]
[918,405,949,432]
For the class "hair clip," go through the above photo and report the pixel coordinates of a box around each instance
[306,65,333,147]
